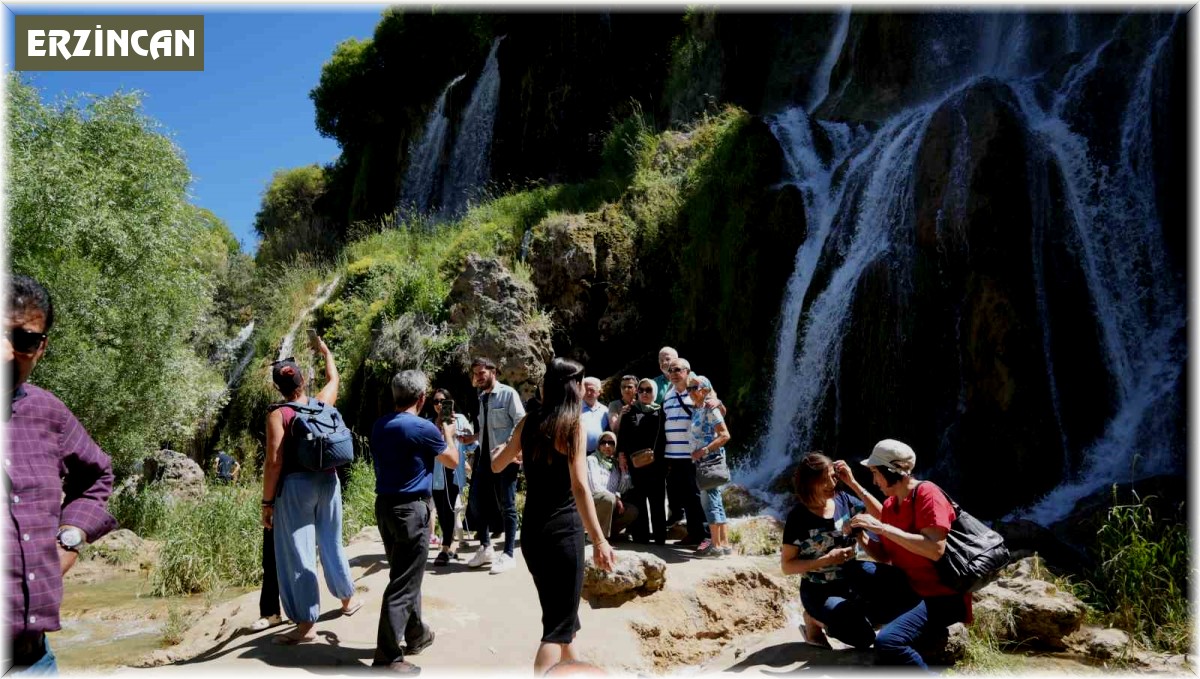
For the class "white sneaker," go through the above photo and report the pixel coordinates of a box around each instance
[249,615,282,631]
[467,546,494,569]
[489,552,515,574]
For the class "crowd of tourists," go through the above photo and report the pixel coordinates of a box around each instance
[5,273,976,676]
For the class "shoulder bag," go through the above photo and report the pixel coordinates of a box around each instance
[915,482,1011,593]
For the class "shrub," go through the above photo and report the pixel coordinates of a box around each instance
[150,486,262,597]
[1082,490,1190,653]
[109,485,172,538]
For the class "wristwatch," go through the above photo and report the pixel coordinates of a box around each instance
[56,526,84,552]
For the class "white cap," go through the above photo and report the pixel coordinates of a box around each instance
[860,439,916,474]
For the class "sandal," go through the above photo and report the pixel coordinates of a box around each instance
[341,600,363,616]
[272,629,316,645]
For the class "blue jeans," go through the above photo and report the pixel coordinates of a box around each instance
[875,594,969,669]
[799,560,917,649]
[699,484,726,524]
[273,471,356,623]
[11,636,56,676]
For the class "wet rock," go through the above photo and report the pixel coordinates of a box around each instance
[141,450,205,502]
[722,484,767,518]
[582,551,666,606]
[447,255,554,397]
[974,556,1087,649]
[1066,626,1131,661]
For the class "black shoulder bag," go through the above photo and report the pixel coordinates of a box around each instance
[914,482,1010,593]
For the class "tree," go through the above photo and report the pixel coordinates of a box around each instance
[252,164,336,267]
[7,75,230,472]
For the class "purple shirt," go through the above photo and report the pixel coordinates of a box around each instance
[5,384,117,636]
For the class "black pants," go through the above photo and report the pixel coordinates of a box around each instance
[625,465,667,542]
[432,468,460,546]
[259,527,280,618]
[468,459,519,556]
[666,458,708,541]
[374,496,430,664]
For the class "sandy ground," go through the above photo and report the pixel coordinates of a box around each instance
[109,528,864,677]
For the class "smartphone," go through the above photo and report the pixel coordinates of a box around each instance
[440,398,455,424]
[306,328,320,350]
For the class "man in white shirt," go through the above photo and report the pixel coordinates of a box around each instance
[581,376,610,455]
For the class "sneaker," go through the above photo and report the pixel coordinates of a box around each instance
[249,614,283,631]
[434,551,451,567]
[720,545,734,556]
[489,552,515,574]
[692,539,712,555]
[467,546,494,569]
[695,543,720,557]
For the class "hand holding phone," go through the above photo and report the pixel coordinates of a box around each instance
[306,328,322,352]
[440,398,455,425]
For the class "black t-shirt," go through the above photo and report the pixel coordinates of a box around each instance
[782,490,865,584]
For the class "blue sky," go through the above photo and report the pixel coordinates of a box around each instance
[3,6,385,252]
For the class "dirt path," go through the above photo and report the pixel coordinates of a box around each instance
[119,530,810,675]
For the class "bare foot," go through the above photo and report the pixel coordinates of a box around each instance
[272,625,317,645]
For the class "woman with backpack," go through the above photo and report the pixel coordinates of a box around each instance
[260,337,362,645]
[848,439,973,668]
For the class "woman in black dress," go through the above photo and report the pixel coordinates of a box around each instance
[491,357,616,674]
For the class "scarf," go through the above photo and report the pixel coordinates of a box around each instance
[632,400,660,414]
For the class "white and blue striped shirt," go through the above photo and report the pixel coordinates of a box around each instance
[661,387,694,459]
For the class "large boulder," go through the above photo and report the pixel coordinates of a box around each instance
[447,255,554,397]
[915,622,969,667]
[582,551,666,606]
[973,556,1087,649]
[721,484,767,518]
[141,450,205,502]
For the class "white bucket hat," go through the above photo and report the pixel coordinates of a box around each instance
[860,439,916,474]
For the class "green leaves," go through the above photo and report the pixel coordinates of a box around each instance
[7,75,233,473]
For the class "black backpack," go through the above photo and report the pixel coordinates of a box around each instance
[915,482,1011,593]
[268,398,355,471]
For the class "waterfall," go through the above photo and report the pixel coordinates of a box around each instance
[745,103,934,488]
[752,12,1181,527]
[278,276,342,362]
[441,36,505,218]
[225,321,256,389]
[398,74,466,219]
[806,9,851,113]
[1009,18,1182,524]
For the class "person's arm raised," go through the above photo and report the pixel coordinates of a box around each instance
[313,337,340,406]
[834,460,882,518]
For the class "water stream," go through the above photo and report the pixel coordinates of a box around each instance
[441,36,505,218]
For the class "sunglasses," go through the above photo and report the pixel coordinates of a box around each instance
[686,385,701,392]
[8,328,47,354]
[668,367,687,374]
[637,387,654,394]
[432,399,445,405]
[599,440,616,446]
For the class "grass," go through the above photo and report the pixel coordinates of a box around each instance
[160,605,191,646]
[341,458,378,544]
[109,484,172,538]
[728,517,783,556]
[1079,489,1191,654]
[150,485,262,597]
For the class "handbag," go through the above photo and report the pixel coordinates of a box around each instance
[631,449,655,468]
[695,450,730,490]
[916,482,1011,593]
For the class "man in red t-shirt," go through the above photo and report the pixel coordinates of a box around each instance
[849,439,971,668]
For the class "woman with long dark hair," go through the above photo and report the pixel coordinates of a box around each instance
[490,357,616,674]
[426,388,475,565]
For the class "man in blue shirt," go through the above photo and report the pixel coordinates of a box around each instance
[370,370,459,674]
[581,376,610,455]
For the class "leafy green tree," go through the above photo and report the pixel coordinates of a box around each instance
[252,164,336,267]
[7,76,229,472]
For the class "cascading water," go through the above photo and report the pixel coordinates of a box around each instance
[806,9,850,113]
[397,74,466,219]
[441,36,505,218]
[748,13,1182,526]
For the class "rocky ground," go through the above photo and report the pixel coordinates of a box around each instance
[62,516,1192,677]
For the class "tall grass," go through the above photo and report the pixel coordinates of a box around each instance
[341,458,378,544]
[109,485,172,538]
[150,486,262,597]
[1082,490,1190,653]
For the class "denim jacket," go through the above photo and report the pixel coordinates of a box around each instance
[478,382,526,453]
[433,412,475,491]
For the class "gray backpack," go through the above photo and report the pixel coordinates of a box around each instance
[269,398,354,471]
